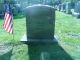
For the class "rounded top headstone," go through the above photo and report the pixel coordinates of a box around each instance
[26,4,54,8]
[25,4,55,16]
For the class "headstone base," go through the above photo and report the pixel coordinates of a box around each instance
[21,34,58,44]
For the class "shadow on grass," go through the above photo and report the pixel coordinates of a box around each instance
[28,43,73,60]
[0,49,12,60]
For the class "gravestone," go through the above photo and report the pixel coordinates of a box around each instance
[74,1,80,18]
[72,1,80,18]
[25,4,56,43]
[74,2,80,13]
[63,3,66,12]
[61,3,66,12]
[58,4,61,11]
[65,2,72,14]
[60,4,63,11]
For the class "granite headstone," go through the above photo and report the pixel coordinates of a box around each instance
[26,4,56,43]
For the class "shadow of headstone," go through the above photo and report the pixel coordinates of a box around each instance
[28,43,73,60]
[0,44,13,60]
[0,50,12,60]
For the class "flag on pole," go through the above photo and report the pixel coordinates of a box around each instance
[4,4,13,34]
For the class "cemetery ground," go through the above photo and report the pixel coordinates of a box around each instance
[0,11,80,60]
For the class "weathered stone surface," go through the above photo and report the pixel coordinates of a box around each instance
[26,4,55,43]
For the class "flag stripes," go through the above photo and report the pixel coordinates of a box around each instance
[4,7,13,34]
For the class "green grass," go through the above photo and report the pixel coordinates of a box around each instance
[55,11,80,44]
[0,16,28,60]
[55,11,80,60]
[0,11,80,60]
[0,17,26,43]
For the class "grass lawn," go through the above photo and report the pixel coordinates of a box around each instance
[0,11,80,60]
[0,16,26,43]
[55,11,80,60]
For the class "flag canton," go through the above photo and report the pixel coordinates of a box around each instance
[5,4,12,15]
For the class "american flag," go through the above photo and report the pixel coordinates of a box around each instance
[4,4,13,34]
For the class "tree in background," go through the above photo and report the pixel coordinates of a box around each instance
[61,0,80,3]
